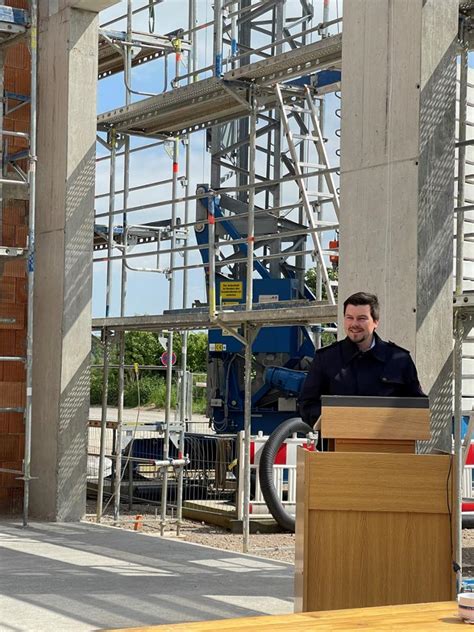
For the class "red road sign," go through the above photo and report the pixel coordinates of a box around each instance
[160,351,177,366]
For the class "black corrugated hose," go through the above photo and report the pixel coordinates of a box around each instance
[258,417,313,532]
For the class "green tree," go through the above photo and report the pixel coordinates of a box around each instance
[305,266,339,347]
[90,330,208,406]
[305,266,338,301]
[124,330,160,367]
[186,332,208,373]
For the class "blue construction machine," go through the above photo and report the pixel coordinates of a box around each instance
[195,186,317,435]
[194,188,330,531]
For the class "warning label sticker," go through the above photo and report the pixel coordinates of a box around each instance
[209,343,226,352]
[220,281,243,300]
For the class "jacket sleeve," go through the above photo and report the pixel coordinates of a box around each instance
[298,351,326,425]
[403,355,426,397]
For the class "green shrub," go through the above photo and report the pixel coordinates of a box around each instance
[150,378,178,409]
[90,367,118,405]
[124,375,158,407]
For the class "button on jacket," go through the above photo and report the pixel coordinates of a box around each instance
[298,332,425,426]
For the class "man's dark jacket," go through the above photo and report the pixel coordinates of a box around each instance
[298,332,425,426]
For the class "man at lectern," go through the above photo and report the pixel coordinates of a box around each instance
[298,291,425,426]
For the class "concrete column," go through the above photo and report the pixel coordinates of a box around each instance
[30,2,116,520]
[338,0,459,450]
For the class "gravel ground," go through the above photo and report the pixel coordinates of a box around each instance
[84,502,295,563]
[463,528,474,576]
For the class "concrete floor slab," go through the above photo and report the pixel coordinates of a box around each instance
[0,521,294,631]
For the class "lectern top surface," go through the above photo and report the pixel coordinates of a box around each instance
[321,395,429,409]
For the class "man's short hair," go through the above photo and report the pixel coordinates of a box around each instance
[343,292,380,321]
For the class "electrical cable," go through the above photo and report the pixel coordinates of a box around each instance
[447,452,462,575]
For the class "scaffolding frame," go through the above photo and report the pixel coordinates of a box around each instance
[0,1,37,526]
[93,0,342,551]
[91,1,474,567]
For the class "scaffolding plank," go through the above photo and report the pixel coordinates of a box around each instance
[98,29,190,79]
[97,34,342,137]
[92,302,337,332]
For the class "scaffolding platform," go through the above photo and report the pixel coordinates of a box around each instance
[0,6,28,45]
[98,29,191,79]
[97,33,342,137]
[92,301,337,332]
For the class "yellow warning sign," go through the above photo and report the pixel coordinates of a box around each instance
[209,343,226,352]
[220,281,243,300]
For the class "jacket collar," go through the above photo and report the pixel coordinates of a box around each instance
[341,331,387,364]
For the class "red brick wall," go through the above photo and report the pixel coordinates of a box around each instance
[0,0,30,513]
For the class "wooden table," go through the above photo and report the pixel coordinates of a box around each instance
[109,601,463,630]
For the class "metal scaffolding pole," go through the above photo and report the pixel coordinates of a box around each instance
[242,96,257,553]
[114,0,133,524]
[90,0,341,540]
[23,0,38,527]
[97,131,117,522]
[454,42,469,589]
[176,0,196,536]
[161,133,180,535]
[213,0,223,76]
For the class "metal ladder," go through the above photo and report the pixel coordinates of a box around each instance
[275,82,339,305]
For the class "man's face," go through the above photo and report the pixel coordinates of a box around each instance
[343,303,379,346]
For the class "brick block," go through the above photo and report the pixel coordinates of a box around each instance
[3,206,26,227]
[0,303,25,330]
[0,331,16,355]
[15,225,28,247]
[6,413,23,433]
[15,278,27,304]
[4,362,25,382]
[0,434,21,460]
[5,41,29,71]
[0,413,23,433]
[3,259,26,278]
[0,414,8,433]
[6,1,29,11]
[0,278,16,303]
[14,331,25,355]
[0,382,25,408]
[1,225,15,247]
[0,463,23,488]
[12,74,31,99]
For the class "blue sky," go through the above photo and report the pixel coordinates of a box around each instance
[93,1,342,318]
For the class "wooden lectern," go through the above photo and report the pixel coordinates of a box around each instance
[295,396,455,613]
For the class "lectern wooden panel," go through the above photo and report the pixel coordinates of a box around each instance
[295,450,454,612]
[321,395,430,453]
[295,396,454,614]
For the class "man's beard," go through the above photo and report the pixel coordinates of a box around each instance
[348,330,368,342]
